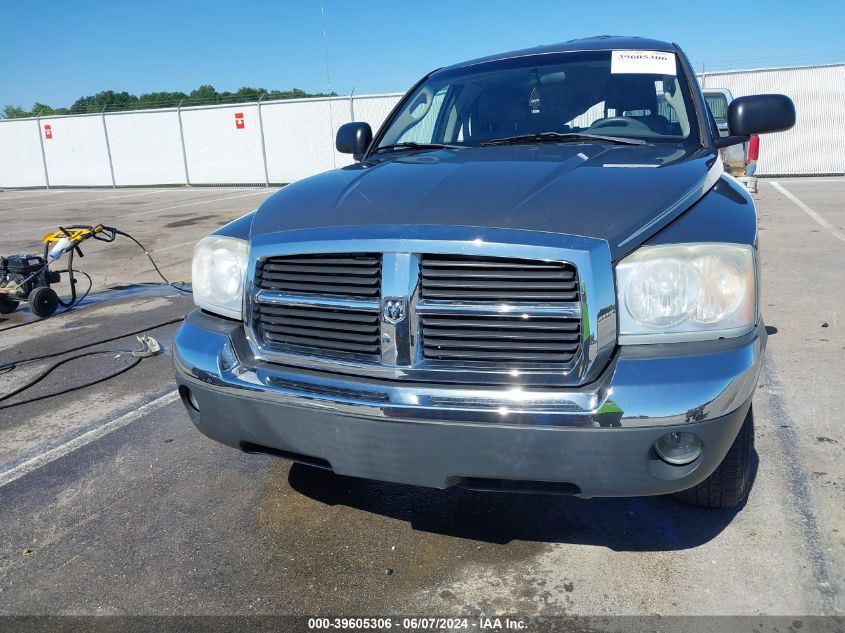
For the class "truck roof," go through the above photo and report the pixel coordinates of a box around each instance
[438,35,677,73]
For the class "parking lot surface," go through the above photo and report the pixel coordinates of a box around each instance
[0,182,843,617]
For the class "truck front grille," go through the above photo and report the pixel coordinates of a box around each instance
[250,248,590,382]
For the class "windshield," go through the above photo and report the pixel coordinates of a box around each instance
[375,50,700,151]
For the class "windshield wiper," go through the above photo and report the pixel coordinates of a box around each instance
[373,141,465,153]
[480,132,648,147]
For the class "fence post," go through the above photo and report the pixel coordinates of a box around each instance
[177,99,191,186]
[349,87,355,121]
[257,93,270,187]
[35,112,50,188]
[101,105,117,188]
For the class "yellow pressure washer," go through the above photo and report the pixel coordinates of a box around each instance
[0,225,117,318]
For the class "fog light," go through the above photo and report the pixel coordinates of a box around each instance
[654,432,702,465]
[187,389,200,412]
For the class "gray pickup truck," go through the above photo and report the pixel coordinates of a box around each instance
[173,36,794,508]
[703,88,750,176]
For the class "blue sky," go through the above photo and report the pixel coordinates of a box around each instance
[1,0,842,109]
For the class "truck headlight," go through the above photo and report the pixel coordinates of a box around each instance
[616,243,756,344]
[192,235,248,320]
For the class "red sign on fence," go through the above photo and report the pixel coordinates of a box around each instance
[44,124,53,140]
[234,112,245,129]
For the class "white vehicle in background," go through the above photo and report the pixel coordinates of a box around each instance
[703,88,752,177]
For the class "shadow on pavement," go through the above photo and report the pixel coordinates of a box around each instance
[288,450,758,552]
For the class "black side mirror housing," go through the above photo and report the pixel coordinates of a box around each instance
[715,94,795,148]
[336,122,373,157]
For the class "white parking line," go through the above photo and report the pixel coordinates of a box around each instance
[0,190,67,200]
[119,189,271,220]
[151,239,200,254]
[770,181,845,245]
[0,390,179,489]
[772,178,845,183]
[11,189,168,211]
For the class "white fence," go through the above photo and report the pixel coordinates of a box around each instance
[0,93,403,188]
[1,63,843,188]
[700,64,845,176]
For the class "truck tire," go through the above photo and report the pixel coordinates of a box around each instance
[28,286,59,318]
[674,407,754,508]
[0,296,19,314]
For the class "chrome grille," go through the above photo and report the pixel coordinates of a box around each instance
[256,303,380,361]
[256,253,380,297]
[420,255,579,302]
[247,234,610,387]
[421,314,581,363]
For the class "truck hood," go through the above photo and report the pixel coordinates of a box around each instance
[251,144,721,259]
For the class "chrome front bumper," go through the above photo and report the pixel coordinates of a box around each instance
[173,310,764,497]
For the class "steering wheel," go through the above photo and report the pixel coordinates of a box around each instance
[589,116,650,132]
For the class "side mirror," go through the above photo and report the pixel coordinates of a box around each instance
[336,122,373,157]
[715,94,795,148]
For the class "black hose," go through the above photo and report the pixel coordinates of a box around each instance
[0,316,185,371]
[0,352,143,410]
[112,229,192,294]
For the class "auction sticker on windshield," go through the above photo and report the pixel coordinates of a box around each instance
[611,50,676,75]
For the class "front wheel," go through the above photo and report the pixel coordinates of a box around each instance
[0,295,19,314]
[28,286,59,318]
[674,406,754,508]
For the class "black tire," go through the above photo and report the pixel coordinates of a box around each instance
[28,286,59,318]
[674,406,754,508]
[0,295,19,314]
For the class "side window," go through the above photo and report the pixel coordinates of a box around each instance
[704,94,729,124]
[397,86,448,143]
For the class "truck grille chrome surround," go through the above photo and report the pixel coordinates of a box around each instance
[245,226,616,387]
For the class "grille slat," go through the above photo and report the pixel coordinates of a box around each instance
[254,253,381,361]
[262,263,379,275]
[259,273,380,286]
[263,325,377,344]
[422,269,575,280]
[258,281,380,296]
[258,305,377,323]
[421,329,580,341]
[263,332,379,354]
[423,348,575,362]
[422,317,579,331]
[419,288,579,301]
[260,316,378,333]
[424,338,580,351]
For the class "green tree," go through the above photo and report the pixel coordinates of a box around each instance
[1,105,29,119]
[4,85,342,117]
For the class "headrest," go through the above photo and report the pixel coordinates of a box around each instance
[606,77,658,113]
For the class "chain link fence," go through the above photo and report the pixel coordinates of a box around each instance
[1,63,843,189]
